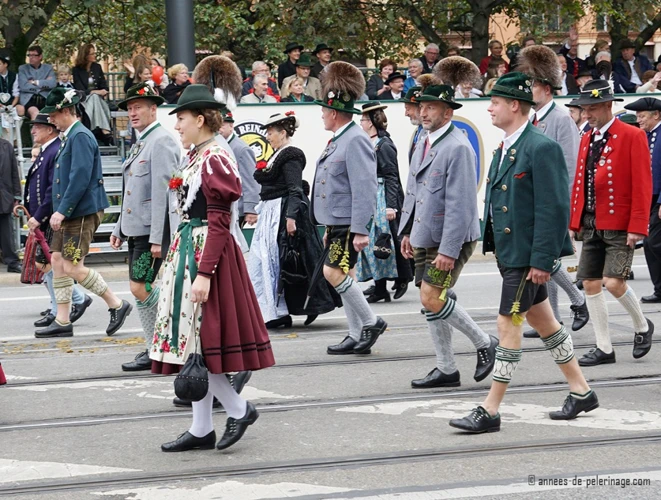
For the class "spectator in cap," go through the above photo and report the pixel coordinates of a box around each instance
[418,43,440,74]
[614,39,653,93]
[366,58,396,100]
[379,72,405,101]
[637,71,661,94]
[162,64,191,104]
[241,61,280,100]
[280,53,322,100]
[278,42,304,88]
[311,43,333,79]
[0,55,19,113]
[403,59,423,93]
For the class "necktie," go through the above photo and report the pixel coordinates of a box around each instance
[532,114,539,126]
[423,137,431,158]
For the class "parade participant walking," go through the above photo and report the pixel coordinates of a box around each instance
[399,85,497,388]
[35,88,132,339]
[110,83,180,372]
[152,85,275,452]
[401,74,440,162]
[356,102,411,303]
[26,114,91,329]
[570,82,654,366]
[516,45,589,339]
[249,111,340,329]
[624,97,661,304]
[311,61,386,355]
[450,73,597,433]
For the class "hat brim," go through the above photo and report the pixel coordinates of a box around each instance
[261,114,301,129]
[384,76,405,86]
[40,102,77,114]
[314,100,362,114]
[570,95,624,106]
[486,88,536,105]
[415,95,463,110]
[168,100,227,115]
[623,100,661,112]
[118,94,165,111]
[27,119,56,127]
[295,64,313,68]
[313,47,334,55]
[361,104,388,113]
[284,45,304,54]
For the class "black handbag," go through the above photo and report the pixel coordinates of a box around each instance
[280,234,307,285]
[373,233,393,259]
[174,310,208,401]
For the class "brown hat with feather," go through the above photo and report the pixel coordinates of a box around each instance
[315,61,365,115]
[192,55,243,110]
[434,56,482,89]
[515,45,562,90]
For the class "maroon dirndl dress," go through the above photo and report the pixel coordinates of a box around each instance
[151,147,275,375]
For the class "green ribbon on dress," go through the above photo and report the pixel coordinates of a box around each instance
[171,218,207,350]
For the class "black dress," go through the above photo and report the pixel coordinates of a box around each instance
[163,81,191,104]
[253,146,341,316]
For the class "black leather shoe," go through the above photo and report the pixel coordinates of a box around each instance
[363,285,376,296]
[327,336,358,355]
[7,263,22,273]
[449,406,500,433]
[40,308,50,317]
[570,301,589,331]
[172,396,222,409]
[353,317,387,354]
[265,315,292,329]
[641,294,661,304]
[633,318,654,359]
[34,314,55,328]
[393,282,408,300]
[216,402,259,450]
[228,371,251,394]
[549,391,599,420]
[35,321,73,338]
[411,368,460,388]
[366,291,391,303]
[474,335,499,382]
[161,430,216,452]
[70,295,93,324]
[121,350,152,371]
[106,300,133,336]
[578,348,615,366]
[304,314,318,326]
[523,329,540,338]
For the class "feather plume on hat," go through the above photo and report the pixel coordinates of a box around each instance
[434,56,482,88]
[516,45,562,89]
[416,74,442,91]
[321,61,366,101]
[192,55,242,111]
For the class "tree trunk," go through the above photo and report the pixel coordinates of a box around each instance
[636,10,661,49]
[608,0,630,55]
[467,0,506,67]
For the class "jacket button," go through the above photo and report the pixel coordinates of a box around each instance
[321,180,325,184]
[501,185,507,191]
[486,177,490,183]
[127,190,131,195]
[502,206,508,212]
[56,164,59,169]
[99,179,104,185]
[423,181,427,185]
[504,227,511,234]
[55,179,60,183]
[609,209,615,214]
[127,208,132,214]
[56,194,61,198]
[129,171,133,176]
[321,194,326,198]
[416,218,420,223]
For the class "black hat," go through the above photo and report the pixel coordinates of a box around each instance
[27,113,57,128]
[620,39,636,50]
[168,84,226,115]
[384,72,406,85]
[313,43,334,55]
[571,80,624,106]
[577,68,593,78]
[564,99,582,109]
[399,86,422,103]
[361,101,388,113]
[284,42,304,54]
[624,97,661,112]
[117,82,165,110]
[0,54,9,65]
[416,84,463,110]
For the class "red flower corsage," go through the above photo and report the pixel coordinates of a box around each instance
[285,111,295,116]
[256,160,268,170]
[137,88,147,96]
[169,176,183,190]
[328,99,333,106]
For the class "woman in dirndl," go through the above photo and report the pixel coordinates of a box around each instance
[356,102,412,303]
[247,111,340,329]
[150,84,275,453]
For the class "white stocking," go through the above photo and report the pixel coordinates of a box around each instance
[208,372,247,419]
[189,390,214,437]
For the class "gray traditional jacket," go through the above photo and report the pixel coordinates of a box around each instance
[227,133,259,216]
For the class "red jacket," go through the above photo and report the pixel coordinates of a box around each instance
[570,118,651,235]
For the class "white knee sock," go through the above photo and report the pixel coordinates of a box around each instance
[585,292,612,354]
[425,311,457,374]
[552,266,585,307]
[189,390,214,437]
[208,372,247,419]
[616,287,648,332]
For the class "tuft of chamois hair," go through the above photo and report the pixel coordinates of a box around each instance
[434,56,482,88]
[321,61,366,100]
[417,73,442,90]
[192,55,242,108]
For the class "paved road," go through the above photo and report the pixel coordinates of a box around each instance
[1,252,661,499]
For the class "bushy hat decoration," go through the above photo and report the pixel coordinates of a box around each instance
[192,55,242,111]
[434,56,482,88]
[515,45,562,90]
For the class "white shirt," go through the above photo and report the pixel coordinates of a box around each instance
[135,120,159,140]
[333,121,353,138]
[62,120,78,138]
[391,91,402,100]
[426,120,453,146]
[532,100,553,123]
[560,74,569,96]
[594,116,616,138]
[628,58,643,86]
[499,121,528,169]
[579,121,590,136]
[40,136,58,152]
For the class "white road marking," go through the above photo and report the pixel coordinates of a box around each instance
[0,291,132,302]
[337,399,661,432]
[93,480,352,499]
[0,458,138,484]
[4,375,37,381]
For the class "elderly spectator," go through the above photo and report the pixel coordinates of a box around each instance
[379,72,405,100]
[278,42,303,88]
[455,79,480,99]
[479,40,509,78]
[241,61,280,99]
[418,43,440,74]
[558,28,587,78]
[0,55,19,112]
[72,43,112,144]
[281,54,322,100]
[281,77,314,102]
[366,58,396,100]
[123,54,149,93]
[403,59,423,93]
[446,46,461,57]
[0,137,21,273]
[614,39,654,93]
[557,53,579,95]
[16,45,55,120]
[240,74,277,103]
[637,71,661,93]
[311,43,333,79]
[162,64,191,104]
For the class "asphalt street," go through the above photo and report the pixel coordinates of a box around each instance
[1,251,661,499]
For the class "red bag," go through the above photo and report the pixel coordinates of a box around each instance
[13,205,50,285]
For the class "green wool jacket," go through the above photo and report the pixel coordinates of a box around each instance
[482,123,574,272]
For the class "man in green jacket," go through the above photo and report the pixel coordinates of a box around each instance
[449,73,597,433]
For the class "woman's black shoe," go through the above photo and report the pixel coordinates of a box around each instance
[304,314,318,326]
[216,402,259,450]
[161,430,216,452]
[265,315,292,329]
[363,285,376,296]
[366,291,391,303]
[393,282,408,300]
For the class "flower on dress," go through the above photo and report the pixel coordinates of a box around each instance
[169,174,183,190]
[285,111,295,116]
[161,340,170,353]
[256,160,268,170]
